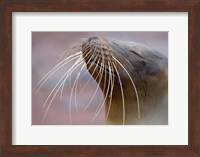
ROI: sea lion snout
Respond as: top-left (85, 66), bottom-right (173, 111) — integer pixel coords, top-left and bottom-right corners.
top-left (87, 37), bottom-right (113, 56)
top-left (82, 37), bottom-right (114, 69)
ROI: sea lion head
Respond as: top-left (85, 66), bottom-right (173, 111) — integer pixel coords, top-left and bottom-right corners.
top-left (81, 37), bottom-right (168, 124)
top-left (82, 37), bottom-right (167, 93)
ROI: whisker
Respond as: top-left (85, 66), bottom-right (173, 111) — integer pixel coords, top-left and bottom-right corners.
top-left (41, 59), bottom-right (84, 123)
top-left (77, 57), bottom-right (100, 95)
top-left (82, 62), bottom-right (104, 112)
top-left (60, 46), bottom-right (93, 100)
top-left (69, 62), bottom-right (85, 122)
top-left (68, 44), bottom-right (90, 88)
top-left (105, 61), bottom-right (115, 123)
top-left (112, 61), bottom-right (125, 125)
top-left (113, 56), bottom-right (140, 118)
top-left (42, 57), bottom-right (84, 108)
top-left (111, 45), bottom-right (135, 72)
top-left (92, 63), bottom-right (112, 121)
top-left (35, 52), bottom-right (82, 94)
top-left (75, 57), bottom-right (100, 112)
top-left (94, 53), bottom-right (107, 115)
top-left (70, 51), bottom-right (98, 112)
top-left (58, 40), bottom-right (86, 60)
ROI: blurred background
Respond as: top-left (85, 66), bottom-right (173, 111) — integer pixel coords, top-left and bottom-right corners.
top-left (32, 32), bottom-right (168, 125)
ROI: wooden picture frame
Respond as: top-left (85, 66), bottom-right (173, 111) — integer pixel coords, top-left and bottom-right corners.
top-left (0, 0), bottom-right (199, 156)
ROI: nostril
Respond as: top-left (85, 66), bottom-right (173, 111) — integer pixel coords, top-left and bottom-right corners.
top-left (89, 37), bottom-right (98, 42)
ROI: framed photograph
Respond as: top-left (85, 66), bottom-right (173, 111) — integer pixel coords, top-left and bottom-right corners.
top-left (1, 0), bottom-right (199, 156)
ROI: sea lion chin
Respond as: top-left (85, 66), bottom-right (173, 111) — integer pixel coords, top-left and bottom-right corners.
top-left (82, 37), bottom-right (168, 125)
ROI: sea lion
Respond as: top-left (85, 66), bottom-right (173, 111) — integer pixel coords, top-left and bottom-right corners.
top-left (35, 36), bottom-right (168, 125)
top-left (81, 37), bottom-right (168, 125)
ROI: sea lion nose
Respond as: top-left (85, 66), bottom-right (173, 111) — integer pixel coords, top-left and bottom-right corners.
top-left (89, 37), bottom-right (98, 42)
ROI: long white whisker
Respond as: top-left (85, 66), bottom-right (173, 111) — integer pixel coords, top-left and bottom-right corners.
top-left (42, 57), bottom-right (84, 108)
top-left (41, 59), bottom-right (84, 123)
top-left (94, 54), bottom-right (107, 115)
top-left (35, 52), bottom-right (82, 93)
top-left (113, 56), bottom-right (140, 118)
top-left (112, 45), bottom-right (135, 71)
top-left (92, 63), bottom-right (112, 121)
top-left (69, 62), bottom-right (85, 122)
top-left (70, 52), bottom-right (97, 112)
top-left (105, 61), bottom-right (114, 123)
top-left (78, 57), bottom-right (100, 95)
top-left (58, 40), bottom-right (86, 60)
top-left (75, 56), bottom-right (99, 111)
top-left (60, 46), bottom-right (93, 100)
top-left (82, 62), bottom-right (104, 112)
top-left (68, 45), bottom-right (90, 88)
top-left (112, 61), bottom-right (125, 125)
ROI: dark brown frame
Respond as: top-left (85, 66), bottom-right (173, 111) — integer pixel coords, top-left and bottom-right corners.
top-left (0, 0), bottom-right (200, 157)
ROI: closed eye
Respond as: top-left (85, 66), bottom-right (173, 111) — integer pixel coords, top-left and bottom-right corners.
top-left (129, 50), bottom-right (145, 59)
